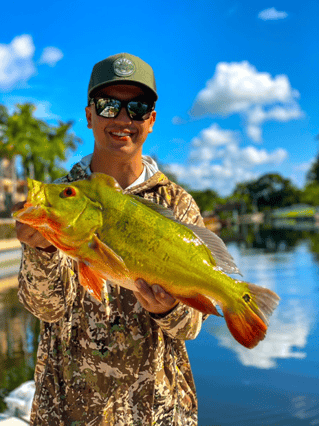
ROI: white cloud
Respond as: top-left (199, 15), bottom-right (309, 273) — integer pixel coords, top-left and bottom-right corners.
top-left (33, 101), bottom-right (61, 120)
top-left (294, 159), bottom-right (315, 173)
top-left (189, 124), bottom-right (238, 164)
top-left (190, 61), bottom-right (303, 142)
top-left (0, 35), bottom-right (36, 91)
top-left (246, 124), bottom-right (262, 142)
top-left (190, 61), bottom-right (296, 116)
top-left (4, 96), bottom-right (61, 121)
top-left (258, 7), bottom-right (288, 21)
top-left (247, 104), bottom-right (304, 125)
top-left (166, 122), bottom-right (288, 194)
top-left (246, 104), bottom-right (304, 142)
top-left (192, 123), bottom-right (238, 147)
top-left (39, 47), bottom-right (63, 67)
top-left (172, 116), bottom-right (187, 125)
top-left (0, 35), bottom-right (63, 91)
top-left (11, 34), bottom-right (35, 58)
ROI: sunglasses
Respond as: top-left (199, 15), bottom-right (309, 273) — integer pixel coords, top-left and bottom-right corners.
top-left (89, 97), bottom-right (155, 121)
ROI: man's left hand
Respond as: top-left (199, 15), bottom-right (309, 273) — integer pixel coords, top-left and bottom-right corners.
top-left (134, 279), bottom-right (179, 315)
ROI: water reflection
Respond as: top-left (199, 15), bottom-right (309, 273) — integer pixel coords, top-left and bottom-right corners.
top-left (290, 395), bottom-right (319, 425)
top-left (221, 225), bottom-right (308, 253)
top-left (0, 287), bottom-right (39, 412)
top-left (205, 295), bottom-right (313, 369)
top-left (205, 227), bottom-right (319, 370)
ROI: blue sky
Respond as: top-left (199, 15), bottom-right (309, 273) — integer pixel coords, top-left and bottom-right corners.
top-left (0, 0), bottom-right (318, 195)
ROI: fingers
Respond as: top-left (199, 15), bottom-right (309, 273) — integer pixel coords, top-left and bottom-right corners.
top-left (15, 221), bottom-right (54, 250)
top-left (11, 200), bottom-right (27, 213)
top-left (134, 279), bottom-right (178, 315)
top-left (12, 200), bottom-right (55, 251)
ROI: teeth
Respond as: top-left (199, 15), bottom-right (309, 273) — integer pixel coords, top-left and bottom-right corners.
top-left (112, 132), bottom-right (130, 137)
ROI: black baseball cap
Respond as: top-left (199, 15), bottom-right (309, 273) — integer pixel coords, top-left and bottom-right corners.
top-left (88, 53), bottom-right (158, 103)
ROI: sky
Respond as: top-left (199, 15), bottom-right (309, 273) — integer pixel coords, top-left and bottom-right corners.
top-left (0, 0), bottom-right (318, 195)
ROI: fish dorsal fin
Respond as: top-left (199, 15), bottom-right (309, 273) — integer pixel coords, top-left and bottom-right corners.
top-left (183, 223), bottom-right (241, 276)
top-left (128, 194), bottom-right (176, 218)
top-left (89, 173), bottom-right (122, 192)
top-left (128, 195), bottom-right (241, 276)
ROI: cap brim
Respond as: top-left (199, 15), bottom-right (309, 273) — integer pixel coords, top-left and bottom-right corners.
top-left (89, 80), bottom-right (158, 102)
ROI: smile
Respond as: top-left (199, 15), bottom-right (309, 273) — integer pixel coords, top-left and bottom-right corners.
top-left (110, 131), bottom-right (132, 137)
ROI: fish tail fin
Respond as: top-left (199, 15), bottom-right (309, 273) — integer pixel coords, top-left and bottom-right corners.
top-left (223, 283), bottom-right (280, 349)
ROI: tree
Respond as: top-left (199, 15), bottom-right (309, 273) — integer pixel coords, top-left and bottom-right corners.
top-left (306, 155), bottom-right (319, 185)
top-left (0, 103), bottom-right (82, 182)
top-left (250, 173), bottom-right (300, 210)
top-left (189, 189), bottom-right (221, 213)
top-left (228, 182), bottom-right (253, 212)
top-left (229, 173), bottom-right (300, 212)
top-left (300, 182), bottom-right (319, 206)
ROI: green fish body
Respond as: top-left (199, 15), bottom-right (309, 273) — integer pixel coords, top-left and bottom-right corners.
top-left (14, 173), bottom-right (280, 348)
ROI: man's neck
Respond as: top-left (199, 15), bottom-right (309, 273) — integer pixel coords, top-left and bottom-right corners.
top-left (90, 152), bottom-right (144, 189)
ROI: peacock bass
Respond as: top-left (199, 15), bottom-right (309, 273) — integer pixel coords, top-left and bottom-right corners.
top-left (13, 173), bottom-right (280, 349)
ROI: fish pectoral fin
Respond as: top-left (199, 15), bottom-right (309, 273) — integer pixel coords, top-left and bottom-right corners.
top-left (177, 293), bottom-right (222, 316)
top-left (89, 235), bottom-right (129, 279)
top-left (78, 261), bottom-right (105, 302)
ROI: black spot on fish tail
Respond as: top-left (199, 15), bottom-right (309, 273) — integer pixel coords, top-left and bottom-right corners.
top-left (243, 293), bottom-right (251, 303)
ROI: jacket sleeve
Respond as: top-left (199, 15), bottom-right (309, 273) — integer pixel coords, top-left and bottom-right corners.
top-left (151, 186), bottom-right (209, 340)
top-left (18, 244), bottom-right (78, 322)
top-left (151, 303), bottom-right (204, 340)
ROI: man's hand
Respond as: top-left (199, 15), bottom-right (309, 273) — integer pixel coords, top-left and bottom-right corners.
top-left (12, 201), bottom-right (56, 252)
top-left (134, 279), bottom-right (179, 315)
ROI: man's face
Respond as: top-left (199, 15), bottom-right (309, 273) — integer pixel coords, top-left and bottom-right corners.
top-left (85, 84), bottom-right (156, 160)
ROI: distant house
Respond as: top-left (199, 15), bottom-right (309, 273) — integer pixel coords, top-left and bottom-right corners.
top-left (271, 204), bottom-right (319, 230)
top-left (0, 157), bottom-right (27, 216)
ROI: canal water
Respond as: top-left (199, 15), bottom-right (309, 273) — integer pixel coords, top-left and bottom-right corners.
top-left (1, 228), bottom-right (319, 425)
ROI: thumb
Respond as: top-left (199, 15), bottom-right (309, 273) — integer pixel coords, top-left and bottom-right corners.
top-left (11, 200), bottom-right (27, 213)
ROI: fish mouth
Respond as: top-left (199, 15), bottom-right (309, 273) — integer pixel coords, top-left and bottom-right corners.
top-left (13, 202), bottom-right (48, 227)
top-left (13, 203), bottom-right (38, 219)
top-left (12, 178), bottom-right (52, 225)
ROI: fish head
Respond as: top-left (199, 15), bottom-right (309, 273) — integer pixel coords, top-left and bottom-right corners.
top-left (13, 178), bottom-right (103, 250)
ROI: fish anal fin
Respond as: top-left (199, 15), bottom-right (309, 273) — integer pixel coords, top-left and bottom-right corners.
top-left (78, 261), bottom-right (104, 302)
top-left (89, 235), bottom-right (129, 280)
top-left (177, 294), bottom-right (222, 316)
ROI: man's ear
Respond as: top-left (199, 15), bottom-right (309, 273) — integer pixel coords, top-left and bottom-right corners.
top-left (85, 106), bottom-right (92, 129)
top-left (148, 110), bottom-right (156, 134)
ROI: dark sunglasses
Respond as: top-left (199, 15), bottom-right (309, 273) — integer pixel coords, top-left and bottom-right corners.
top-left (89, 97), bottom-right (155, 121)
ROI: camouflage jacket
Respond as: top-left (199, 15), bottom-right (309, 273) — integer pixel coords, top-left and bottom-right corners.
top-left (18, 161), bottom-right (206, 426)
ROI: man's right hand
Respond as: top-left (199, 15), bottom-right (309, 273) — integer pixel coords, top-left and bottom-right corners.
top-left (12, 201), bottom-right (56, 252)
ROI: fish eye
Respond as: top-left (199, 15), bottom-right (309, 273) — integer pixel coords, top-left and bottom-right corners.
top-left (62, 187), bottom-right (76, 198)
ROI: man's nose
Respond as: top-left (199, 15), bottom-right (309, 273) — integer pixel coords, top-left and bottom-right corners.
top-left (113, 106), bottom-right (132, 123)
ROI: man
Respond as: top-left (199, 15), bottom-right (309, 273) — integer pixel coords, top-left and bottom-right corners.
top-left (15, 53), bottom-right (206, 426)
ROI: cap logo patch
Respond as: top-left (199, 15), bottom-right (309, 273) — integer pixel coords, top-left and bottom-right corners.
top-left (113, 57), bottom-right (135, 77)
